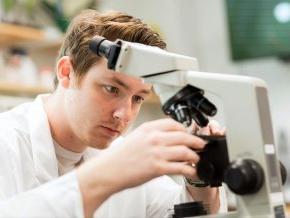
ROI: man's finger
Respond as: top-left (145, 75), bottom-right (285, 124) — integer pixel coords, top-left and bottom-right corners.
top-left (187, 120), bottom-right (199, 134)
top-left (156, 131), bottom-right (206, 150)
top-left (197, 126), bottom-right (210, 135)
top-left (209, 120), bottom-right (225, 136)
top-left (143, 118), bottom-right (187, 132)
top-left (164, 162), bottom-right (197, 179)
top-left (161, 146), bottom-right (200, 163)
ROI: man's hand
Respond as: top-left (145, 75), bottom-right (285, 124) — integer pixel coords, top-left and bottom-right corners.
top-left (186, 119), bottom-right (226, 214)
top-left (76, 118), bottom-right (207, 217)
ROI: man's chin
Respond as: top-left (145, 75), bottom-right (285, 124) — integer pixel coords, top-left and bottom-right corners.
top-left (92, 144), bottom-right (109, 149)
top-left (89, 138), bottom-right (114, 150)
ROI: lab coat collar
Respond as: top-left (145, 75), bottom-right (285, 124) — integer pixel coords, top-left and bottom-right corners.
top-left (28, 94), bottom-right (59, 183)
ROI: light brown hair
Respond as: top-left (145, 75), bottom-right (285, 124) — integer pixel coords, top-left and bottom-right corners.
top-left (55, 9), bottom-right (166, 87)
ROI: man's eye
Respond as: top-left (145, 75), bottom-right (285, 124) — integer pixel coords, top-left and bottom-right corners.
top-left (104, 85), bottom-right (119, 94)
top-left (133, 95), bottom-right (144, 104)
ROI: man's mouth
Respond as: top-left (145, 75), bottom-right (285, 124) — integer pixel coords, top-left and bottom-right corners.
top-left (100, 126), bottom-right (121, 137)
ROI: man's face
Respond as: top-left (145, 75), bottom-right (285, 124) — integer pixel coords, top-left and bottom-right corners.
top-left (64, 58), bottom-right (151, 149)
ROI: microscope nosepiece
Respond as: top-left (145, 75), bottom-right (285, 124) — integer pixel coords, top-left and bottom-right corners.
top-left (170, 103), bottom-right (192, 127)
top-left (191, 94), bottom-right (217, 117)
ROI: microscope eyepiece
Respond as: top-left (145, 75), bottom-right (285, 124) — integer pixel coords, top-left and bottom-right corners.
top-left (89, 36), bottom-right (121, 69)
top-left (89, 36), bottom-right (111, 58)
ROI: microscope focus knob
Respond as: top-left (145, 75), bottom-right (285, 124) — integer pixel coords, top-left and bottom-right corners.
top-left (224, 159), bottom-right (264, 195)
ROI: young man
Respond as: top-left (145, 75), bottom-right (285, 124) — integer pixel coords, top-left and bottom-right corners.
top-left (0, 10), bottom-right (226, 217)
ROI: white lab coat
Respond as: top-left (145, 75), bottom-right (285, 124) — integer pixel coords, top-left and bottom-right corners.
top-left (0, 95), bottom-right (227, 218)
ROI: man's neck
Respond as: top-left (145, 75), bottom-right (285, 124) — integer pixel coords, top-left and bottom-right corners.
top-left (43, 92), bottom-right (87, 153)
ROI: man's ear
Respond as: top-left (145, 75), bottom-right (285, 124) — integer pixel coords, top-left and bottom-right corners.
top-left (56, 56), bottom-right (74, 88)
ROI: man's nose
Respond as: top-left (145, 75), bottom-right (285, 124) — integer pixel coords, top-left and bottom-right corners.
top-left (113, 101), bottom-right (132, 123)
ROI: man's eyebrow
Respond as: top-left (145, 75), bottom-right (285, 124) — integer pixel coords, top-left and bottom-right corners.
top-left (111, 77), bottom-right (151, 95)
top-left (111, 77), bottom-right (129, 90)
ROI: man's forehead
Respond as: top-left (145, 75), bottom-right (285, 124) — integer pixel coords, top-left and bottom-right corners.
top-left (90, 61), bottom-right (151, 91)
top-left (95, 59), bottom-right (148, 84)
top-left (106, 73), bottom-right (152, 92)
top-left (110, 73), bottom-right (149, 85)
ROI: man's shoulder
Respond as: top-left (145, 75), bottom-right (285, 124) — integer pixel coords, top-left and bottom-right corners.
top-left (0, 124), bottom-right (31, 149)
top-left (0, 102), bottom-right (32, 150)
top-left (0, 126), bottom-right (31, 172)
top-left (0, 102), bottom-right (31, 131)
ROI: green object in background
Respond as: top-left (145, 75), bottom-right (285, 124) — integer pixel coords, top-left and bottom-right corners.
top-left (3, 0), bottom-right (16, 11)
top-left (41, 0), bottom-right (97, 33)
top-left (226, 0), bottom-right (290, 61)
top-left (3, 0), bottom-right (37, 14)
top-left (2, 0), bottom-right (97, 32)
top-left (24, 0), bottom-right (38, 15)
top-left (41, 0), bottom-right (69, 32)
top-left (2, 0), bottom-right (39, 20)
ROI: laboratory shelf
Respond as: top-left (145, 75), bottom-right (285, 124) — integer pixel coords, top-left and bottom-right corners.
top-left (0, 22), bottom-right (62, 49)
top-left (0, 81), bottom-right (52, 97)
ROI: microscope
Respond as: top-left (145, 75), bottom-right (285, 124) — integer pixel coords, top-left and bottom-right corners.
top-left (89, 37), bottom-right (287, 218)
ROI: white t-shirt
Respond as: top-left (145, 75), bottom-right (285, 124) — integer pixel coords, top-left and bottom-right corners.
top-left (53, 140), bottom-right (84, 176)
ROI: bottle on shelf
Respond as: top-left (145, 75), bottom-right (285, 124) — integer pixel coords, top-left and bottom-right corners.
top-left (4, 47), bottom-right (38, 86)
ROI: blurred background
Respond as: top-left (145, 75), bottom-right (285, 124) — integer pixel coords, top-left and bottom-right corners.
top-left (1, 0), bottom-right (290, 211)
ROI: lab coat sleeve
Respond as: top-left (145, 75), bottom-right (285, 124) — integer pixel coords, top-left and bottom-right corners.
top-left (0, 171), bottom-right (84, 218)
